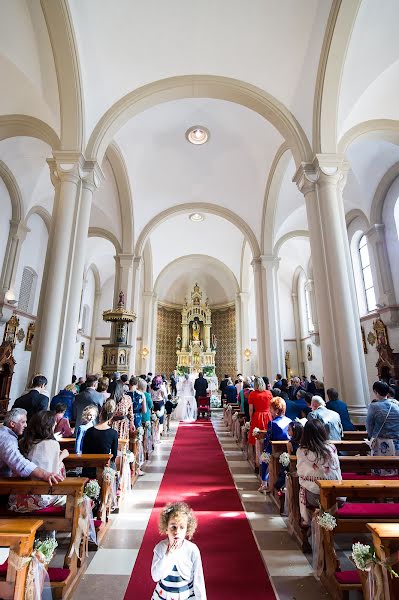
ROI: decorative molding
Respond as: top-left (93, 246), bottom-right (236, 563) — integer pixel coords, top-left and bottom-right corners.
top-left (0, 114), bottom-right (60, 149)
top-left (0, 160), bottom-right (23, 222)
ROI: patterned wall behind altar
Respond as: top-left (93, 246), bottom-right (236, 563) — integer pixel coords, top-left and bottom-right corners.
top-left (155, 305), bottom-right (181, 377)
top-left (212, 305), bottom-right (237, 382)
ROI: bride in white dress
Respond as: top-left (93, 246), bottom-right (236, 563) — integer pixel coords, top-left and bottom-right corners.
top-left (175, 373), bottom-right (197, 422)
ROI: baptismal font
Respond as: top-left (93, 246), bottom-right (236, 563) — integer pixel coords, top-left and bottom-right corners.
top-left (176, 283), bottom-right (216, 375)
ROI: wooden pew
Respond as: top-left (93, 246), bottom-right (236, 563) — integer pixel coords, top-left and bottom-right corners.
top-left (342, 430), bottom-right (368, 441)
top-left (64, 454), bottom-right (112, 544)
top-left (0, 518), bottom-right (43, 600)
top-left (285, 456), bottom-right (399, 553)
top-left (366, 523), bottom-right (399, 600)
top-left (0, 478), bottom-right (87, 599)
top-left (314, 482), bottom-right (399, 599)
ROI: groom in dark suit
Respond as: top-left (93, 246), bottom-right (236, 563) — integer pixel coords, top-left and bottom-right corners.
top-left (194, 372), bottom-right (208, 407)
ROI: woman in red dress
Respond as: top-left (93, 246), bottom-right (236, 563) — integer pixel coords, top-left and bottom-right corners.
top-left (248, 376), bottom-right (272, 445)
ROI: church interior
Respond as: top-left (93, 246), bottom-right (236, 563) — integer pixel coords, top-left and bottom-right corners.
top-left (1, 1), bottom-right (399, 599)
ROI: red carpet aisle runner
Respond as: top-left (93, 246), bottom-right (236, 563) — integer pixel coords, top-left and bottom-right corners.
top-left (124, 421), bottom-right (276, 599)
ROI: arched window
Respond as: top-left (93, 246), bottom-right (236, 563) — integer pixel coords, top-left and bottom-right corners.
top-left (358, 235), bottom-right (376, 312)
top-left (394, 197), bottom-right (399, 239)
top-left (304, 285), bottom-right (314, 333)
top-left (18, 267), bottom-right (37, 313)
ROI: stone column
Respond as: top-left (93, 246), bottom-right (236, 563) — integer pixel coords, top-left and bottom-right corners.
top-left (128, 256), bottom-right (142, 374)
top-left (0, 220), bottom-right (29, 308)
top-left (251, 257), bottom-right (266, 375)
top-left (88, 289), bottom-right (101, 373)
top-left (294, 155), bottom-right (369, 419)
top-left (261, 254), bottom-right (284, 378)
top-left (57, 161), bottom-right (103, 390)
top-left (366, 224), bottom-right (396, 309)
top-left (150, 293), bottom-right (158, 374)
top-left (140, 291), bottom-right (155, 373)
top-left (239, 291), bottom-right (250, 376)
top-left (235, 293), bottom-right (242, 374)
top-left (291, 291), bottom-right (303, 375)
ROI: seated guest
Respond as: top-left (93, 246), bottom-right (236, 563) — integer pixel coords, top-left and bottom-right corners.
top-left (73, 374), bottom-right (104, 430)
top-left (54, 403), bottom-right (74, 437)
top-left (97, 377), bottom-right (110, 402)
top-left (112, 380), bottom-right (135, 439)
top-left (297, 419), bottom-right (342, 525)
top-left (314, 379), bottom-right (325, 400)
top-left (13, 375), bottom-right (49, 421)
top-left (288, 376), bottom-right (304, 400)
top-left (9, 410), bottom-right (68, 512)
top-left (326, 388), bottom-right (355, 431)
top-left (0, 408), bottom-right (64, 484)
top-left (82, 400), bottom-right (118, 478)
top-left (75, 405), bottom-right (98, 454)
top-left (367, 381), bottom-right (399, 458)
top-left (274, 421), bottom-right (304, 492)
top-left (279, 379), bottom-right (290, 400)
top-left (50, 384), bottom-right (76, 421)
top-left (307, 374), bottom-right (318, 396)
top-left (283, 391), bottom-right (302, 421)
top-left (225, 378), bottom-right (238, 403)
top-left (308, 396), bottom-right (343, 440)
top-left (295, 390), bottom-right (309, 414)
top-left (389, 377), bottom-right (399, 401)
top-left (259, 397), bottom-right (291, 491)
top-left (239, 377), bottom-right (253, 421)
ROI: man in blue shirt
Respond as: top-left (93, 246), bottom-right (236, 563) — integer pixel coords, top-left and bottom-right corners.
top-left (308, 396), bottom-right (343, 440)
top-left (326, 388), bottom-right (355, 431)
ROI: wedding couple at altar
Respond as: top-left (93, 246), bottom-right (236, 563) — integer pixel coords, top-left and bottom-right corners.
top-left (175, 373), bottom-right (198, 422)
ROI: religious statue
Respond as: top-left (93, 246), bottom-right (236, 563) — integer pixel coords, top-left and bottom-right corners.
top-left (192, 320), bottom-right (200, 341)
top-left (118, 290), bottom-right (125, 307)
top-left (176, 334), bottom-right (182, 350)
top-left (211, 333), bottom-right (217, 351)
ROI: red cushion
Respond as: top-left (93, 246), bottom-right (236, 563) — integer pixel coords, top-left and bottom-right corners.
top-left (338, 503), bottom-right (399, 518)
top-left (334, 570), bottom-right (360, 585)
top-left (29, 506), bottom-right (65, 516)
top-left (342, 473), bottom-right (399, 480)
top-left (0, 560), bottom-right (7, 574)
top-left (48, 568), bottom-right (70, 582)
top-left (93, 519), bottom-right (102, 528)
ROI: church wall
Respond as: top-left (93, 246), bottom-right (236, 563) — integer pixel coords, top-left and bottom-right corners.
top-left (92, 278), bottom-right (113, 375)
top-left (211, 305), bottom-right (237, 382)
top-left (155, 304), bottom-right (181, 377)
top-left (383, 177), bottom-right (399, 302)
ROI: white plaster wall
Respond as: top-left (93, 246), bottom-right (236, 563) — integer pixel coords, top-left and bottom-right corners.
top-left (0, 180), bottom-right (12, 272)
top-left (279, 279), bottom-right (295, 339)
top-left (283, 340), bottom-right (298, 377)
top-left (90, 157), bottom-right (122, 242)
top-left (92, 277), bottom-right (114, 373)
top-left (383, 176), bottom-right (399, 302)
top-left (13, 213), bottom-right (48, 315)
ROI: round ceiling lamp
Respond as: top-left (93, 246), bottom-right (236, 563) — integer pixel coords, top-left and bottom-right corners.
top-left (189, 213), bottom-right (205, 222)
top-left (186, 126), bottom-right (209, 145)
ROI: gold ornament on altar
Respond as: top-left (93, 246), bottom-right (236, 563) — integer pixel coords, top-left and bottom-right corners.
top-left (367, 331), bottom-right (376, 346)
top-left (16, 328), bottom-right (25, 343)
top-left (243, 348), bottom-right (252, 361)
top-left (3, 314), bottom-right (19, 346)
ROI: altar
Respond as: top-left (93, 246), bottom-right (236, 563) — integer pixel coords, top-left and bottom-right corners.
top-left (176, 283), bottom-right (217, 376)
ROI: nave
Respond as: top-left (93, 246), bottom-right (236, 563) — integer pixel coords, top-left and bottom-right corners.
top-left (71, 412), bottom-right (328, 600)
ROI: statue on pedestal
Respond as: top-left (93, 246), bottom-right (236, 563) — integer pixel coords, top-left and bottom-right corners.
top-left (176, 334), bottom-right (182, 350)
top-left (192, 320), bottom-right (200, 341)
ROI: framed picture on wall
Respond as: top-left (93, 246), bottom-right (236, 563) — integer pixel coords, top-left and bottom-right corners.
top-left (307, 344), bottom-right (312, 361)
top-left (79, 342), bottom-right (85, 359)
top-left (25, 322), bottom-right (35, 351)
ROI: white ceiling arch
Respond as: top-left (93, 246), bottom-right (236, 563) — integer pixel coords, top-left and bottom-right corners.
top-left (0, 159), bottom-right (22, 222)
top-left (338, 119), bottom-right (399, 154)
top-left (135, 202), bottom-right (260, 260)
top-left (86, 75), bottom-right (312, 167)
top-left (154, 254), bottom-right (239, 306)
top-left (0, 114), bottom-right (60, 150)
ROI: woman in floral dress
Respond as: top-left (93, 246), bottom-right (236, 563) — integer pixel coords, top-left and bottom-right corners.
top-left (111, 380), bottom-right (135, 440)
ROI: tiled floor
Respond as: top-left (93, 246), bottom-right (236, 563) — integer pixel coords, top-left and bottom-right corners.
top-left (71, 413), bottom-right (331, 599)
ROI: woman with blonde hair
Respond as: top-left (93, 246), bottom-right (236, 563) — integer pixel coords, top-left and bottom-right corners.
top-left (248, 376), bottom-right (272, 445)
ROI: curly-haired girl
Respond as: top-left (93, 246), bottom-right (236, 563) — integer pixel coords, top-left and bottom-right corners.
top-left (151, 502), bottom-right (206, 599)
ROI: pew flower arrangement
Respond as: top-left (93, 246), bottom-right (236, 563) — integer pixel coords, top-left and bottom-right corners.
top-left (316, 505), bottom-right (337, 531)
top-left (33, 538), bottom-right (58, 564)
top-left (260, 451), bottom-right (271, 464)
top-left (84, 479), bottom-right (101, 500)
top-left (103, 466), bottom-right (116, 484)
top-left (352, 542), bottom-right (399, 577)
top-left (151, 413), bottom-right (158, 422)
top-left (252, 427), bottom-right (260, 437)
top-left (244, 422), bottom-right (251, 432)
top-left (9, 537), bottom-right (58, 600)
top-left (136, 426), bottom-right (144, 442)
top-left (232, 412), bottom-right (239, 421)
top-left (279, 452), bottom-right (291, 467)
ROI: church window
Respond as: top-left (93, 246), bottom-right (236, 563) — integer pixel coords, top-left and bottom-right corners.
top-left (304, 285), bottom-right (314, 333)
top-left (18, 267), bottom-right (37, 313)
top-left (394, 197), bottom-right (399, 239)
top-left (358, 235), bottom-right (376, 312)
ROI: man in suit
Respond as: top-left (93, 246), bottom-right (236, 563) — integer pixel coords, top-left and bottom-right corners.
top-left (170, 370), bottom-right (178, 397)
top-left (194, 372), bottom-right (208, 406)
top-left (73, 374), bottom-right (104, 430)
top-left (219, 375), bottom-right (229, 402)
top-left (326, 388), bottom-right (355, 431)
top-left (308, 395), bottom-right (343, 440)
top-left (13, 375), bottom-right (49, 421)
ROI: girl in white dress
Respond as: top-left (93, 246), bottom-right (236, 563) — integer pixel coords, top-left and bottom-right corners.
top-left (151, 502), bottom-right (206, 600)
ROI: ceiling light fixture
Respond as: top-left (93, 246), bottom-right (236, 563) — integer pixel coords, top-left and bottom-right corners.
top-left (186, 126), bottom-right (209, 145)
top-left (189, 213), bottom-right (205, 222)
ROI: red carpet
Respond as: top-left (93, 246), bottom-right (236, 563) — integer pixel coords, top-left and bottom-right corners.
top-left (123, 421), bottom-right (276, 599)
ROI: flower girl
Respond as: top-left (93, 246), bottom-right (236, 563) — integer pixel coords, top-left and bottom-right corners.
top-left (151, 502), bottom-right (207, 599)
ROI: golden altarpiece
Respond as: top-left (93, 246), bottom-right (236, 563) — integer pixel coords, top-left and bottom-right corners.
top-left (176, 283), bottom-right (216, 374)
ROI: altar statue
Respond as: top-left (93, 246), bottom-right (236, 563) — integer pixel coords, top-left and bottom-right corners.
top-left (192, 320), bottom-right (200, 341)
top-left (176, 334), bottom-right (182, 350)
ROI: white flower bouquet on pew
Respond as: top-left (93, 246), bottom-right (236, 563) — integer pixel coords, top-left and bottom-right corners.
top-left (352, 542), bottom-right (399, 577)
top-left (279, 452), bottom-right (291, 467)
top-left (260, 451), bottom-right (271, 464)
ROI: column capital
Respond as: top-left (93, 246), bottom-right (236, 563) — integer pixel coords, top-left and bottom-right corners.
top-left (293, 154), bottom-right (349, 195)
top-left (133, 255), bottom-right (143, 269)
top-left (251, 257), bottom-right (262, 271)
top-left (260, 254), bottom-right (280, 270)
top-left (47, 152), bottom-right (104, 190)
top-left (9, 219), bottom-right (30, 241)
top-left (114, 253), bottom-right (134, 268)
